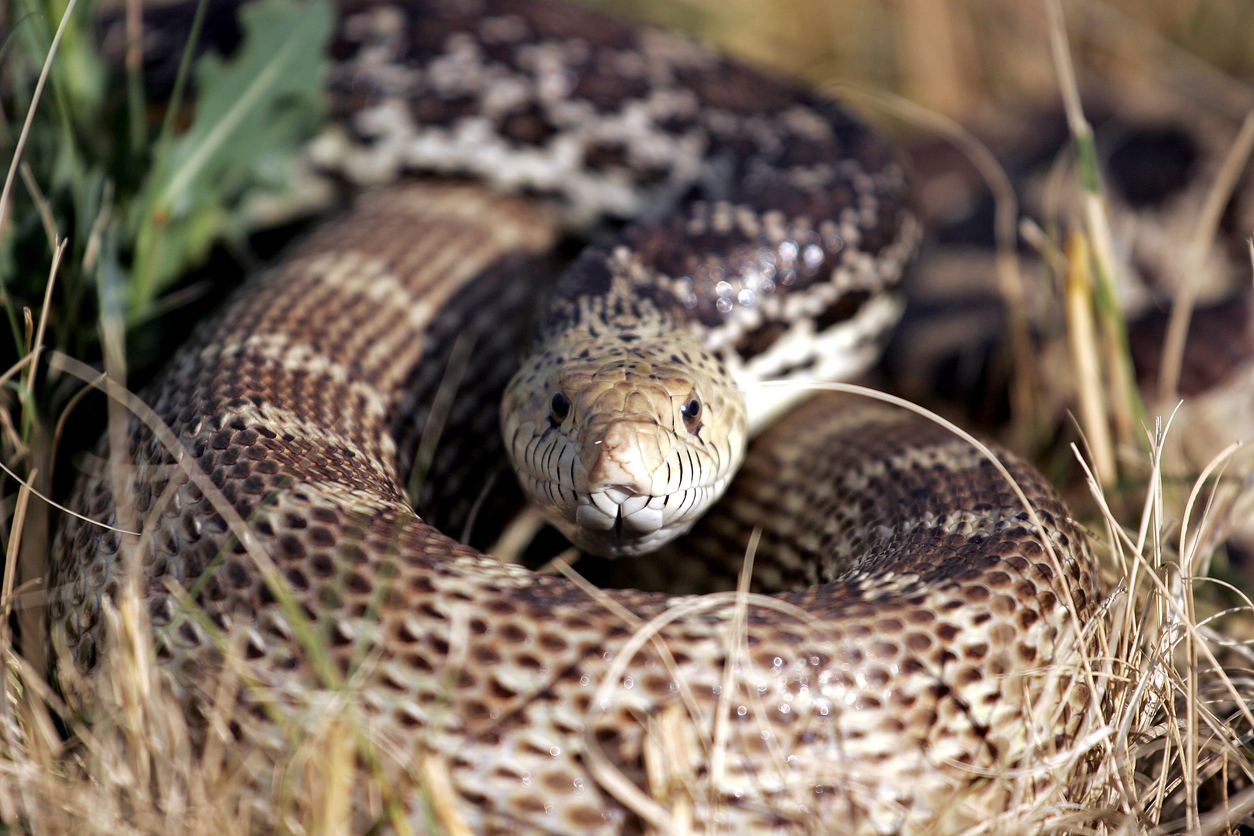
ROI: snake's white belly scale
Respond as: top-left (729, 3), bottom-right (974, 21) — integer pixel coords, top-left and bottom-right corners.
top-left (51, 1), bottom-right (1100, 833)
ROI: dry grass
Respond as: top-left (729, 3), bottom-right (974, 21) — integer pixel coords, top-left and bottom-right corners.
top-left (2, 0), bottom-right (1254, 834)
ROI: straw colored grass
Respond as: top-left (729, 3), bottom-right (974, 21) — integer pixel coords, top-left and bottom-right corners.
top-left (3, 0), bottom-right (1253, 834)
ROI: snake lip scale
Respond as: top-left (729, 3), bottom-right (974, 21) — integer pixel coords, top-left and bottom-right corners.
top-left (52, 0), bottom-right (1100, 833)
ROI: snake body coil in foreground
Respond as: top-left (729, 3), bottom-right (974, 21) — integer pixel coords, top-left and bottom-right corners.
top-left (51, 1), bottom-right (1101, 833)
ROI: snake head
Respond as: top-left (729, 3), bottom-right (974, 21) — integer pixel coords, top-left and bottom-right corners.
top-left (502, 325), bottom-right (747, 557)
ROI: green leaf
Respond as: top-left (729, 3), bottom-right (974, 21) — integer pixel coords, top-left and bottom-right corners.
top-left (127, 0), bottom-right (333, 313)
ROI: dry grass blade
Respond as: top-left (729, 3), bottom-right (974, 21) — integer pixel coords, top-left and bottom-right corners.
top-left (1, 474), bottom-right (36, 772)
top-left (0, 245), bottom-right (137, 538)
top-left (1197, 783), bottom-right (1254, 836)
top-left (642, 702), bottom-right (695, 836)
top-left (830, 83), bottom-right (1037, 442)
top-left (489, 505), bottom-right (548, 565)
top-left (580, 594), bottom-right (706, 833)
top-left (0, 455), bottom-right (141, 537)
top-left (1178, 441), bottom-right (1245, 578)
top-left (709, 528), bottom-right (757, 790)
top-left (1044, 0), bottom-right (1145, 468)
top-left (1063, 232), bottom-right (1116, 485)
top-left (408, 329), bottom-right (477, 505)
top-left (17, 163), bottom-right (57, 248)
top-left (1044, 0), bottom-right (1118, 302)
top-left (419, 755), bottom-right (472, 836)
top-left (554, 559), bottom-right (827, 832)
top-left (1158, 109), bottom-right (1254, 403)
top-left (551, 555), bottom-right (740, 813)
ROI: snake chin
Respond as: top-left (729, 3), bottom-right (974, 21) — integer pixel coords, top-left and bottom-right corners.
top-left (517, 464), bottom-right (738, 558)
top-left (568, 478), bottom-right (733, 557)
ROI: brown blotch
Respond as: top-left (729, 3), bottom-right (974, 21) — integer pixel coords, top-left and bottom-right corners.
top-left (955, 666), bottom-right (983, 686)
top-left (538, 631), bottom-right (569, 652)
top-left (499, 623), bottom-right (528, 644)
top-left (906, 632), bottom-right (932, 653)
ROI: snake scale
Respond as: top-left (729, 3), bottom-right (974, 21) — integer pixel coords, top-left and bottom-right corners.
top-left (51, 0), bottom-right (1101, 833)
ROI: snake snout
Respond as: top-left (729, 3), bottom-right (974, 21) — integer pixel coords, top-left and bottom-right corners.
top-left (582, 417), bottom-right (665, 495)
top-left (577, 418), bottom-right (668, 538)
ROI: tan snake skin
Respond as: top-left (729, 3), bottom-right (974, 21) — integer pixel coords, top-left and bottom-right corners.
top-left (51, 1), bottom-right (1101, 833)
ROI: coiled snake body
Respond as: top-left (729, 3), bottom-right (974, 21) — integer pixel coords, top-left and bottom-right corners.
top-left (52, 1), bottom-right (1099, 833)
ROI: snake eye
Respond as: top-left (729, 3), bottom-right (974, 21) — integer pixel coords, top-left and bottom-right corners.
top-left (681, 395), bottom-right (702, 432)
top-left (550, 391), bottom-right (572, 426)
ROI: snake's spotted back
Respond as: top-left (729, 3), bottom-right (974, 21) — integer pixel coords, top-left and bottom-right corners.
top-left (323, 0), bottom-right (918, 423)
top-left (53, 1), bottom-right (1099, 833)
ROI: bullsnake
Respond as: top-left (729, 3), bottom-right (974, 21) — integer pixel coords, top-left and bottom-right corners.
top-left (50, 1), bottom-right (1101, 833)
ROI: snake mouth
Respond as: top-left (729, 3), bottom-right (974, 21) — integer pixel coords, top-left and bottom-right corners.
top-left (577, 485), bottom-right (668, 537)
top-left (515, 464), bottom-right (734, 557)
top-left (563, 479), bottom-right (729, 557)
